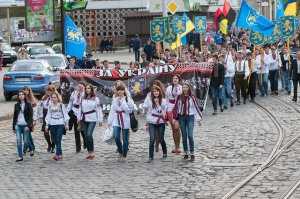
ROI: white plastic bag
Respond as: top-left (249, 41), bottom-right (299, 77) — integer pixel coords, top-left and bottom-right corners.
top-left (102, 127), bottom-right (114, 145)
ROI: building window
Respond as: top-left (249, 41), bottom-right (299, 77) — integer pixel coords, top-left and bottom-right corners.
top-left (86, 32), bottom-right (89, 37)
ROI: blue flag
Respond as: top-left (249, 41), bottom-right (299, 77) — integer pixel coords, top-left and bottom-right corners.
top-left (276, 0), bottom-right (285, 20)
top-left (236, 0), bottom-right (274, 36)
top-left (64, 15), bottom-right (86, 59)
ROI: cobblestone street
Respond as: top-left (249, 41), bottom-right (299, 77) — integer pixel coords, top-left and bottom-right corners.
top-left (0, 94), bottom-right (299, 199)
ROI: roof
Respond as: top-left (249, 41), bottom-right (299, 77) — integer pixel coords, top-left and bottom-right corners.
top-left (124, 11), bottom-right (162, 18)
top-left (86, 0), bottom-right (147, 10)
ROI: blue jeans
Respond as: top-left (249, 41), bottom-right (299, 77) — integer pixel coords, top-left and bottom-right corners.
top-left (15, 125), bottom-right (32, 158)
top-left (224, 77), bottom-right (233, 107)
top-left (23, 132), bottom-right (35, 153)
top-left (179, 115), bottom-right (195, 154)
top-left (49, 125), bottom-right (64, 156)
top-left (113, 127), bottom-right (129, 157)
top-left (83, 122), bottom-right (96, 153)
top-left (258, 73), bottom-right (269, 96)
top-left (148, 123), bottom-right (167, 159)
top-left (282, 70), bottom-right (291, 92)
top-left (211, 86), bottom-right (224, 111)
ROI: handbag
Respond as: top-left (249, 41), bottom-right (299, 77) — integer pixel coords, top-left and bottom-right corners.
top-left (102, 127), bottom-right (114, 145)
top-left (130, 112), bottom-right (138, 132)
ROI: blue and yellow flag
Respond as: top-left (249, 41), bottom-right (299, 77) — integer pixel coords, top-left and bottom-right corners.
top-left (64, 15), bottom-right (86, 59)
top-left (172, 15), bottom-right (187, 34)
top-left (236, 0), bottom-right (274, 36)
top-left (283, 0), bottom-right (297, 16)
top-left (249, 31), bottom-right (266, 46)
top-left (150, 19), bottom-right (165, 42)
top-left (280, 16), bottom-right (295, 39)
top-left (194, 16), bottom-right (206, 33)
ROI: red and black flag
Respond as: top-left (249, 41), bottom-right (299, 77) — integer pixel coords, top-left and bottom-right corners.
top-left (214, 0), bottom-right (236, 35)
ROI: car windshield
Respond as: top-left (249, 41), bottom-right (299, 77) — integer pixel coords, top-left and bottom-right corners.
top-left (40, 56), bottom-right (64, 67)
top-left (30, 47), bottom-right (52, 55)
top-left (11, 62), bottom-right (45, 71)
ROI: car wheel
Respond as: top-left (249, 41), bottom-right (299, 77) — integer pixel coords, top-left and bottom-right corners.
top-left (4, 93), bottom-right (12, 101)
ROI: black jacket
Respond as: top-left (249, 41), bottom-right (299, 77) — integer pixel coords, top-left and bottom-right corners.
top-left (290, 59), bottom-right (300, 80)
top-left (211, 63), bottom-right (225, 87)
top-left (280, 53), bottom-right (293, 71)
top-left (12, 101), bottom-right (33, 131)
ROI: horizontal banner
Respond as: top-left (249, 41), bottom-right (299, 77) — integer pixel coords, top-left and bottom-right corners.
top-left (60, 62), bottom-right (213, 112)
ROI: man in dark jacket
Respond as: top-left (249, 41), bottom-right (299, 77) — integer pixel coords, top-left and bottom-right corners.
top-left (210, 54), bottom-right (225, 115)
top-left (143, 40), bottom-right (155, 62)
top-left (280, 47), bottom-right (293, 94)
top-left (133, 34), bottom-right (141, 62)
top-left (291, 51), bottom-right (300, 102)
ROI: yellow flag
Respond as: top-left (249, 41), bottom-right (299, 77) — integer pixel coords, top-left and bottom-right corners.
top-left (170, 19), bottom-right (195, 50)
top-left (219, 18), bottom-right (228, 35)
top-left (284, 2), bottom-right (297, 16)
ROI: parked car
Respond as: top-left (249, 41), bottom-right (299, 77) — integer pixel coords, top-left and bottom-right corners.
top-left (0, 42), bottom-right (17, 66)
top-left (24, 43), bottom-right (46, 51)
top-left (33, 54), bottom-right (68, 71)
top-left (28, 46), bottom-right (55, 58)
top-left (52, 43), bottom-right (62, 54)
top-left (3, 59), bottom-right (59, 101)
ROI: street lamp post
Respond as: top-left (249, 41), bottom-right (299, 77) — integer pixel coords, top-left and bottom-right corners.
top-left (6, 7), bottom-right (10, 45)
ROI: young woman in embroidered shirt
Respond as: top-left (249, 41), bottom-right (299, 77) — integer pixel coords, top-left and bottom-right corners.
top-left (174, 82), bottom-right (202, 162)
top-left (143, 85), bottom-right (168, 163)
top-left (13, 90), bottom-right (34, 162)
top-left (108, 84), bottom-right (135, 160)
top-left (45, 92), bottom-right (69, 161)
top-left (67, 82), bottom-right (86, 153)
top-left (77, 84), bottom-right (103, 160)
top-left (22, 87), bottom-right (37, 155)
top-left (166, 75), bottom-right (182, 154)
top-left (39, 85), bottom-right (56, 153)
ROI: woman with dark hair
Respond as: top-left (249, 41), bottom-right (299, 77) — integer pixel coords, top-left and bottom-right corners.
top-left (143, 85), bottom-right (168, 163)
top-left (39, 85), bottom-right (56, 153)
top-left (165, 75), bottom-right (182, 154)
top-left (108, 84), bottom-right (135, 161)
top-left (173, 82), bottom-right (202, 162)
top-left (67, 82), bottom-right (86, 153)
top-left (22, 87), bottom-right (37, 154)
top-left (45, 91), bottom-right (69, 161)
top-left (12, 90), bottom-right (34, 162)
top-left (78, 84), bottom-right (103, 160)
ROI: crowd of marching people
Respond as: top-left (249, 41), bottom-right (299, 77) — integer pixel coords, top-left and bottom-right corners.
top-left (12, 76), bottom-right (203, 163)
top-left (12, 29), bottom-right (300, 163)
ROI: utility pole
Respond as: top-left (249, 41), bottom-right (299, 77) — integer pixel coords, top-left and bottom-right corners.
top-left (6, 7), bottom-right (11, 45)
top-left (60, 0), bottom-right (65, 54)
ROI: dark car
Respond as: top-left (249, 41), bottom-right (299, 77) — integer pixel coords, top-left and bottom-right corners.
top-left (0, 42), bottom-right (17, 66)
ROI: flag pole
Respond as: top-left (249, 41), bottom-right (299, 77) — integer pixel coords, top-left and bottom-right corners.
top-left (61, 0), bottom-right (65, 54)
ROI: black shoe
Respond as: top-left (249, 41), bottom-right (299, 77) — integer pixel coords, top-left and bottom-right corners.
top-left (76, 149), bottom-right (81, 153)
top-left (47, 146), bottom-right (51, 153)
top-left (190, 155), bottom-right (195, 162)
top-left (220, 107), bottom-right (224, 112)
top-left (183, 155), bottom-right (189, 160)
top-left (224, 106), bottom-right (228, 110)
top-left (51, 146), bottom-right (55, 153)
top-left (292, 98), bottom-right (297, 102)
top-left (162, 154), bottom-right (167, 160)
top-left (16, 158), bottom-right (23, 162)
top-left (212, 110), bottom-right (217, 115)
top-left (230, 101), bottom-right (234, 107)
top-left (30, 151), bottom-right (34, 157)
top-left (243, 99), bottom-right (246, 104)
top-left (146, 158), bottom-right (153, 163)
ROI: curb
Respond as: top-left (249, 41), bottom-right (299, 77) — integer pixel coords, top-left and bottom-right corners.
top-left (0, 113), bottom-right (13, 121)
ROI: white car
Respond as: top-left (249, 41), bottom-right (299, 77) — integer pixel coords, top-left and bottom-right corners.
top-left (33, 54), bottom-right (68, 71)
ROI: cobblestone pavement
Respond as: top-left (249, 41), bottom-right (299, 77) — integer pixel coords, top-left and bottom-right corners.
top-left (0, 94), bottom-right (299, 199)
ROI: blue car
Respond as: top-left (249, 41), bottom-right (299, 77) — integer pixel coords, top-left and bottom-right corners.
top-left (3, 59), bottom-right (60, 101)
